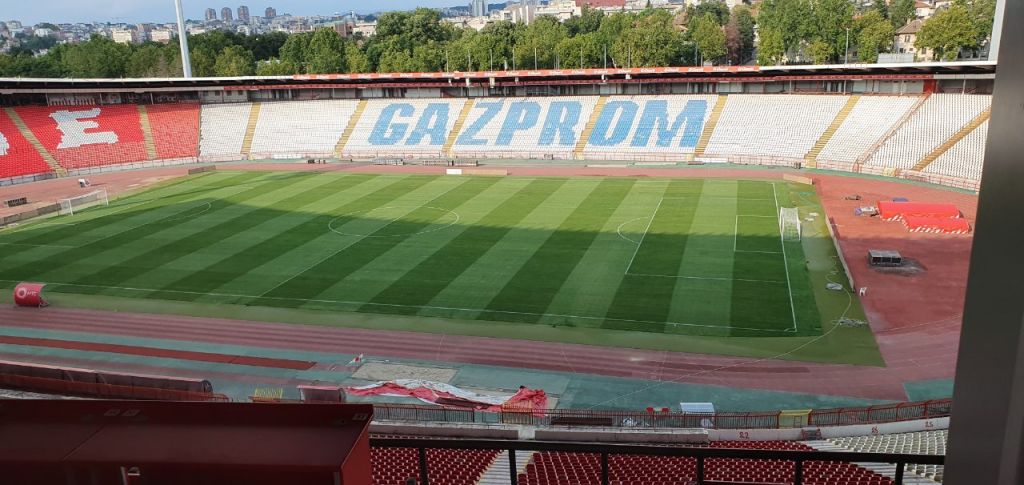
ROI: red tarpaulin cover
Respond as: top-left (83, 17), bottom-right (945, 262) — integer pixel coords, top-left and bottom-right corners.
top-left (903, 216), bottom-right (972, 234)
top-left (345, 380), bottom-right (547, 412)
top-left (877, 201), bottom-right (961, 221)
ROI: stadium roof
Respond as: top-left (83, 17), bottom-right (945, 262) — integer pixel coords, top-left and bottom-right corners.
top-left (0, 61), bottom-right (995, 92)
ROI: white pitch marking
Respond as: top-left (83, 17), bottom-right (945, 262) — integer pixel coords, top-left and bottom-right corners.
top-left (772, 182), bottom-right (799, 333)
top-left (623, 197), bottom-right (664, 275)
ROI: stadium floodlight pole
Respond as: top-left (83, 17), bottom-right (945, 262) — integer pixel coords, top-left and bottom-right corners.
top-left (845, 27), bottom-right (850, 64)
top-left (174, 0), bottom-right (193, 78)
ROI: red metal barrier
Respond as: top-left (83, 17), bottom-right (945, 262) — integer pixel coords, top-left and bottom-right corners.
top-left (0, 374), bottom-right (229, 402)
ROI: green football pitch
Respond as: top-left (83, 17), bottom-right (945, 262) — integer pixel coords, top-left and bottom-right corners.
top-left (0, 171), bottom-right (881, 363)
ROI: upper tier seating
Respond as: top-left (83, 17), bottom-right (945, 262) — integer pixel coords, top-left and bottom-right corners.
top-left (705, 95), bottom-right (849, 161)
top-left (146, 103), bottom-right (200, 160)
top-left (817, 96), bottom-right (921, 163)
top-left (828, 430), bottom-right (947, 483)
top-left (199, 103), bottom-right (252, 158)
top-left (0, 111), bottom-right (53, 178)
top-left (250, 100), bottom-right (359, 157)
top-left (582, 95), bottom-right (717, 160)
top-left (345, 99), bottom-right (469, 158)
top-left (924, 119), bottom-right (988, 182)
top-left (518, 441), bottom-right (894, 485)
top-left (14, 105), bottom-right (148, 169)
top-left (370, 447), bottom-right (499, 485)
top-left (866, 94), bottom-right (991, 170)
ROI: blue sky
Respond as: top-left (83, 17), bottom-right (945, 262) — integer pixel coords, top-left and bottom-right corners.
top-left (5, 1), bottom-right (458, 25)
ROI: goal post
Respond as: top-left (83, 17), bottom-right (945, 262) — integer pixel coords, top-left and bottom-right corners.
top-left (779, 207), bottom-right (801, 242)
top-left (59, 189), bottom-right (109, 216)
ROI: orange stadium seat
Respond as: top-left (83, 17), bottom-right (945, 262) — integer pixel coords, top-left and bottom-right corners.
top-left (147, 103), bottom-right (201, 160)
top-left (0, 111), bottom-right (53, 178)
top-left (14, 105), bottom-right (148, 170)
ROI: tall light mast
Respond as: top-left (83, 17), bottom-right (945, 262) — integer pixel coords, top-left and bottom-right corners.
top-left (174, 0), bottom-right (194, 78)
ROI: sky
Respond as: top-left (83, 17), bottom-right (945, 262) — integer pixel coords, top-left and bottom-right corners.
top-left (3, 0), bottom-right (459, 25)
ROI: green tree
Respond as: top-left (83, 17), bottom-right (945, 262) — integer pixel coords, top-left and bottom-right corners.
top-left (244, 31), bottom-right (288, 61)
top-left (344, 43), bottom-right (371, 73)
top-left (725, 15), bottom-right (743, 64)
top-left (125, 44), bottom-right (164, 77)
top-left (58, 35), bottom-right (131, 77)
top-left (255, 58), bottom-right (299, 75)
top-left (514, 16), bottom-right (569, 69)
top-left (855, 10), bottom-right (895, 63)
top-left (691, 13), bottom-right (727, 64)
top-left (758, 0), bottom-right (813, 57)
top-left (807, 39), bottom-right (833, 64)
top-left (732, 6), bottom-right (756, 61)
top-left (757, 29), bottom-right (786, 65)
top-left (686, 0), bottom-right (730, 26)
top-left (305, 28), bottom-right (345, 74)
top-left (278, 32), bottom-right (312, 72)
top-left (916, 4), bottom-right (979, 60)
top-left (889, 0), bottom-right (916, 28)
top-left (609, 9), bottom-right (682, 68)
top-left (810, 0), bottom-right (855, 63)
top-left (213, 45), bottom-right (255, 76)
top-left (555, 33), bottom-right (604, 69)
top-left (565, 6), bottom-right (604, 36)
top-left (959, 0), bottom-right (996, 46)
top-left (873, 0), bottom-right (889, 19)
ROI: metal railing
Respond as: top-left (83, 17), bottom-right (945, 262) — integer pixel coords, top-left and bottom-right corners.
top-left (371, 399), bottom-right (952, 430)
top-left (370, 437), bottom-right (945, 485)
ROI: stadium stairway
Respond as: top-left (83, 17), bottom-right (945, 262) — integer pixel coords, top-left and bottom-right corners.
top-left (240, 102), bottom-right (262, 157)
top-left (444, 99), bottom-right (477, 157)
top-left (855, 93), bottom-right (930, 166)
top-left (137, 105), bottom-right (158, 160)
top-left (911, 108), bottom-right (991, 172)
top-left (803, 440), bottom-right (940, 485)
top-left (477, 451), bottom-right (534, 485)
top-left (805, 95), bottom-right (861, 168)
top-left (693, 94), bottom-right (728, 157)
top-left (335, 99), bottom-right (367, 157)
top-left (573, 96), bottom-right (608, 159)
top-left (2, 107), bottom-right (65, 176)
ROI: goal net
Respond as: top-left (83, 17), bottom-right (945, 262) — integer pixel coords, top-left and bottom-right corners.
top-left (59, 189), bottom-right (109, 216)
top-left (779, 207), bottom-right (801, 242)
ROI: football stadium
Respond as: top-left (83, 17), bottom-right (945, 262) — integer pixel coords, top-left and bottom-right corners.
top-left (0, 2), bottom-right (1020, 484)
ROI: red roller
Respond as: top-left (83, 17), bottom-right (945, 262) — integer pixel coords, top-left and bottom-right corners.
top-left (13, 282), bottom-right (47, 307)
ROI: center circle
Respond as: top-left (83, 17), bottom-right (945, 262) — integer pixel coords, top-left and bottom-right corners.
top-left (328, 206), bottom-right (460, 238)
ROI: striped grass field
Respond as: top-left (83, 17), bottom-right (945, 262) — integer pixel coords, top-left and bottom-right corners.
top-left (0, 171), bottom-right (863, 347)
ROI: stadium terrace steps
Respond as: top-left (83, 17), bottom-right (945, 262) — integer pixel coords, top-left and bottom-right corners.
top-left (2, 107), bottom-right (63, 176)
top-left (924, 119), bottom-right (988, 181)
top-left (477, 450), bottom-right (535, 485)
top-left (240, 102), bottom-right (262, 157)
top-left (444, 98), bottom-right (476, 157)
top-left (805, 95), bottom-right (861, 167)
top-left (136, 105), bottom-right (158, 160)
top-left (912, 108), bottom-right (991, 172)
top-left (694, 94), bottom-right (727, 156)
top-left (803, 440), bottom-right (941, 484)
top-left (856, 93), bottom-right (931, 165)
top-left (199, 103), bottom-right (251, 158)
top-left (864, 94), bottom-right (992, 172)
top-left (573, 95), bottom-right (607, 159)
top-left (335, 99), bottom-right (368, 157)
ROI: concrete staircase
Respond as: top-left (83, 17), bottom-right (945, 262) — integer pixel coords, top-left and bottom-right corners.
top-left (444, 99), bottom-right (476, 157)
top-left (239, 102), bottom-right (262, 158)
top-left (3, 107), bottom-right (65, 176)
top-left (477, 450), bottom-right (534, 485)
top-left (856, 93), bottom-right (930, 166)
top-left (137, 105), bottom-right (158, 160)
top-left (912, 108), bottom-right (991, 172)
top-left (803, 440), bottom-right (940, 484)
top-left (334, 99), bottom-right (367, 158)
top-left (694, 95), bottom-right (729, 157)
top-left (805, 95), bottom-right (860, 168)
top-left (573, 96), bottom-right (608, 159)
